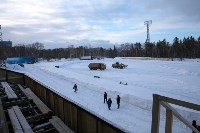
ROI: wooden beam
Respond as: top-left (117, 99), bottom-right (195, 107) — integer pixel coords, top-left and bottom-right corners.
top-left (160, 101), bottom-right (200, 133)
top-left (7, 108), bottom-right (24, 133)
top-left (1, 82), bottom-right (18, 99)
top-left (50, 116), bottom-right (74, 133)
top-left (33, 122), bottom-right (51, 131)
top-left (1, 82), bottom-right (12, 98)
top-left (3, 100), bottom-right (28, 108)
top-left (17, 84), bottom-right (32, 100)
top-left (151, 94), bottom-right (160, 133)
top-left (165, 109), bottom-right (173, 133)
top-left (18, 84), bottom-right (51, 114)
top-left (50, 118), bottom-right (65, 133)
top-left (155, 94), bottom-right (200, 111)
top-left (52, 116), bottom-right (74, 132)
top-left (12, 106), bottom-right (34, 133)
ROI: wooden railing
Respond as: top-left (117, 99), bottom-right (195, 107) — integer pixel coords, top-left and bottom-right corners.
top-left (151, 94), bottom-right (200, 133)
top-left (0, 68), bottom-right (24, 84)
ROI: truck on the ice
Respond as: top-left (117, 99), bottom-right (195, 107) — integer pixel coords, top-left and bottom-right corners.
top-left (88, 63), bottom-right (106, 70)
top-left (112, 62), bottom-right (128, 69)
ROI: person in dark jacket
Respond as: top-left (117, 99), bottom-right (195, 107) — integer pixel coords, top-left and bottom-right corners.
top-left (192, 120), bottom-right (200, 133)
top-left (116, 95), bottom-right (121, 109)
top-left (104, 92), bottom-right (107, 103)
top-left (107, 98), bottom-right (112, 110)
top-left (73, 84), bottom-right (77, 92)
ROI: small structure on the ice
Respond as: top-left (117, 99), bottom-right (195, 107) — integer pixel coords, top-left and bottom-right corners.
top-left (80, 56), bottom-right (93, 60)
top-left (94, 76), bottom-right (100, 78)
top-left (6, 56), bottom-right (36, 64)
top-left (120, 81), bottom-right (128, 85)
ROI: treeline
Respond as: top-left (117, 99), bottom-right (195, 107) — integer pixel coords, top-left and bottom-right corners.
top-left (1, 36), bottom-right (200, 61)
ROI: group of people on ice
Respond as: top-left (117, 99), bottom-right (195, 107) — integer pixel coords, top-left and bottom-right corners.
top-left (73, 84), bottom-right (121, 110)
top-left (104, 92), bottom-right (121, 110)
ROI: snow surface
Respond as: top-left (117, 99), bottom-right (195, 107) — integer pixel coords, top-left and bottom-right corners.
top-left (5, 58), bottom-right (200, 133)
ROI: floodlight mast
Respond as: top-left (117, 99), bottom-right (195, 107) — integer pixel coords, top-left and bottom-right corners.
top-left (0, 25), bottom-right (2, 41)
top-left (144, 20), bottom-right (152, 43)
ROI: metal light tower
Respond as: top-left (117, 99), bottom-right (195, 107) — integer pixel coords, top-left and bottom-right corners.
top-left (144, 20), bottom-right (152, 43)
top-left (0, 25), bottom-right (2, 41)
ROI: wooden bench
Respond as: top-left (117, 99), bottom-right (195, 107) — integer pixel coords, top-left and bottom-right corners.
top-left (1, 82), bottom-right (18, 99)
top-left (18, 84), bottom-right (51, 114)
top-left (7, 106), bottom-right (33, 133)
top-left (49, 116), bottom-right (74, 133)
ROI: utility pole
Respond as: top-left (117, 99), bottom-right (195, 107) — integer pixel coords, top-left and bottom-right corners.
top-left (144, 20), bottom-right (152, 43)
top-left (0, 25), bottom-right (2, 41)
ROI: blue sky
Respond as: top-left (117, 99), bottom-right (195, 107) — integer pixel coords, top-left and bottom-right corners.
top-left (0, 0), bottom-right (200, 49)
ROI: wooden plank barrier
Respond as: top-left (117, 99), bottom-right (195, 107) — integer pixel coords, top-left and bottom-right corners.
top-left (98, 120), bottom-right (118, 133)
top-left (64, 100), bottom-right (78, 132)
top-left (0, 69), bottom-right (6, 81)
top-left (77, 109), bottom-right (97, 133)
top-left (0, 99), bottom-right (9, 133)
top-left (41, 86), bottom-right (47, 105)
top-left (7, 70), bottom-right (24, 84)
top-left (54, 95), bottom-right (64, 121)
top-left (47, 91), bottom-right (55, 112)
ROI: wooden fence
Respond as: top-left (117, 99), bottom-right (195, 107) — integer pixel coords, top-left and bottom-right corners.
top-left (0, 68), bottom-right (124, 133)
top-left (151, 94), bottom-right (200, 133)
top-left (0, 68), bottom-right (24, 84)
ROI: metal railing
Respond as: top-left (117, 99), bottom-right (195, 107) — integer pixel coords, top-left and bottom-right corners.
top-left (151, 94), bottom-right (200, 133)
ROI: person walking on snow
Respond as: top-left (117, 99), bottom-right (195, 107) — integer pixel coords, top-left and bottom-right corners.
top-left (104, 92), bottom-right (107, 103)
top-left (192, 120), bottom-right (200, 133)
top-left (73, 84), bottom-right (77, 92)
top-left (116, 95), bottom-right (121, 109)
top-left (107, 98), bottom-right (112, 110)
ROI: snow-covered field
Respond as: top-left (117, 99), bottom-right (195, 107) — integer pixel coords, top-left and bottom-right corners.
top-left (6, 58), bottom-right (200, 133)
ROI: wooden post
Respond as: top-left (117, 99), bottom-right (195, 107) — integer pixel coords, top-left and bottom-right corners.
top-left (23, 74), bottom-right (25, 85)
top-left (0, 99), bottom-right (9, 133)
top-left (160, 101), bottom-right (200, 133)
top-left (165, 109), bottom-right (173, 133)
top-left (5, 69), bottom-right (8, 82)
top-left (151, 94), bottom-right (160, 133)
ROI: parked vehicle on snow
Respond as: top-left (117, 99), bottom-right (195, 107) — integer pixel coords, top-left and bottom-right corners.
top-left (112, 62), bottom-right (128, 69)
top-left (88, 63), bottom-right (106, 70)
top-left (80, 56), bottom-right (93, 60)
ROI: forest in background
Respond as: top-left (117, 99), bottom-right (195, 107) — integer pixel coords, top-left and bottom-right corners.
top-left (1, 36), bottom-right (200, 61)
